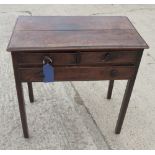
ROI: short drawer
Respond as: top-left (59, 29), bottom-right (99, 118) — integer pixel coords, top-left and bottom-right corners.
top-left (79, 51), bottom-right (138, 65)
top-left (18, 66), bottom-right (136, 82)
top-left (16, 52), bottom-right (77, 66)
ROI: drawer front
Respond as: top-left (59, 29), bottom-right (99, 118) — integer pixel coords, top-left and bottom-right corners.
top-left (16, 52), bottom-right (77, 66)
top-left (18, 66), bottom-right (135, 82)
top-left (80, 51), bottom-right (138, 65)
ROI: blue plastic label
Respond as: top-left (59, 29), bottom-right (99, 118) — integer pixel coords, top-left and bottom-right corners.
top-left (43, 63), bottom-right (54, 82)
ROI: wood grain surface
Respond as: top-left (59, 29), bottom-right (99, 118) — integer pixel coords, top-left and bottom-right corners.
top-left (7, 16), bottom-right (149, 51)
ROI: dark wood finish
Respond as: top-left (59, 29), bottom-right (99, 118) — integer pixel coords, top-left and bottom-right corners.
top-left (15, 16), bottom-right (135, 30)
top-left (107, 80), bottom-right (114, 99)
top-left (16, 51), bottom-right (138, 66)
top-left (7, 30), bottom-right (148, 51)
top-left (7, 16), bottom-right (148, 52)
top-left (11, 53), bottom-right (29, 138)
top-left (80, 51), bottom-right (138, 65)
top-left (7, 16), bottom-right (149, 138)
top-left (115, 51), bottom-right (143, 134)
top-left (18, 66), bottom-right (136, 82)
top-left (27, 82), bottom-right (34, 103)
top-left (16, 52), bottom-right (77, 66)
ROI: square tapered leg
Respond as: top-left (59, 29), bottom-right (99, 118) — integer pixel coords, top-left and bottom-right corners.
top-left (27, 82), bottom-right (34, 103)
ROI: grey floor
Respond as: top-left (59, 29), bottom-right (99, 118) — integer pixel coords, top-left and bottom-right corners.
top-left (0, 4), bottom-right (155, 150)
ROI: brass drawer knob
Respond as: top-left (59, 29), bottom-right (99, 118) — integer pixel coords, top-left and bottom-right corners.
top-left (101, 52), bottom-right (111, 62)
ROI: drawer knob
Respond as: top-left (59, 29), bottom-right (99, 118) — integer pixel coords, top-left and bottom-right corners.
top-left (110, 69), bottom-right (118, 77)
top-left (102, 53), bottom-right (111, 61)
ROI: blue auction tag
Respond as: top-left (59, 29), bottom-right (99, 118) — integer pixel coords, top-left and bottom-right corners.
top-left (43, 63), bottom-right (54, 82)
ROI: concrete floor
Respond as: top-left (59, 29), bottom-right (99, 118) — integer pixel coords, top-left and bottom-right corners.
top-left (0, 4), bottom-right (155, 149)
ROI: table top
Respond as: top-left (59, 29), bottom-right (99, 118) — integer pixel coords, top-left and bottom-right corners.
top-left (7, 16), bottom-right (149, 52)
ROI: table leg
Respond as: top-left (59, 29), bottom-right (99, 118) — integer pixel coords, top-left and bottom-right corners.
top-left (12, 53), bottom-right (29, 138)
top-left (15, 81), bottom-right (29, 138)
top-left (115, 78), bottom-right (136, 134)
top-left (115, 51), bottom-right (143, 134)
top-left (27, 82), bottom-right (34, 103)
top-left (107, 80), bottom-right (114, 99)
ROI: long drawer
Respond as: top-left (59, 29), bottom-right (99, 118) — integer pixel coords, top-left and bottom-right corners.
top-left (18, 66), bottom-right (136, 82)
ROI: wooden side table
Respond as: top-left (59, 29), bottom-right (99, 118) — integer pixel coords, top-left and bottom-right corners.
top-left (7, 16), bottom-right (149, 138)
